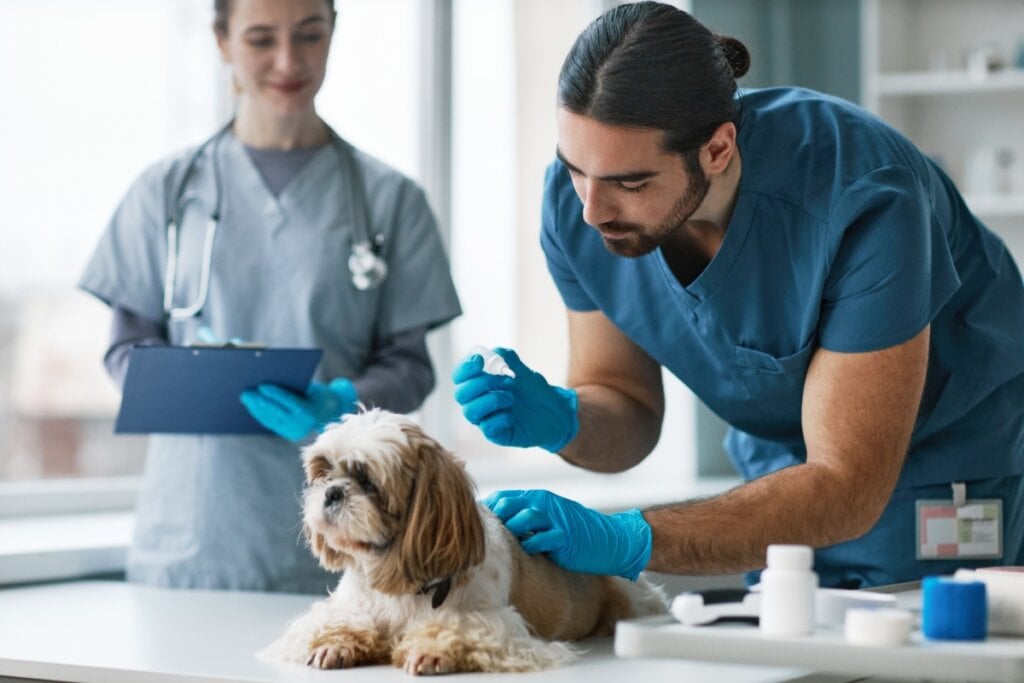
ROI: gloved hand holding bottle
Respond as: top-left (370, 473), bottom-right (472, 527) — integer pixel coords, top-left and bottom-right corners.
top-left (240, 378), bottom-right (359, 442)
top-left (452, 347), bottom-right (579, 453)
top-left (482, 489), bottom-right (652, 580)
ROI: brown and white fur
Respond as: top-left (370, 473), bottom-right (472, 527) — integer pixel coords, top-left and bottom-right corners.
top-left (261, 409), bottom-right (667, 675)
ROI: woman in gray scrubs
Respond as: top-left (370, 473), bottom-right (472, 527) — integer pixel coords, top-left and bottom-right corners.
top-left (79, 0), bottom-right (460, 592)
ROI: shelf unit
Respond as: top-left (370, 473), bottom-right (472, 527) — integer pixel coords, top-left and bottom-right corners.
top-left (861, 0), bottom-right (1024, 229)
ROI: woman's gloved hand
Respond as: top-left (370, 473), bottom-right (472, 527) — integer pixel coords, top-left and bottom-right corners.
top-left (452, 348), bottom-right (578, 453)
top-left (240, 378), bottom-right (358, 442)
top-left (482, 489), bottom-right (652, 580)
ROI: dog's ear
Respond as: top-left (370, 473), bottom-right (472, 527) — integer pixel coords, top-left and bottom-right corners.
top-left (372, 428), bottom-right (485, 594)
top-left (304, 523), bottom-right (352, 572)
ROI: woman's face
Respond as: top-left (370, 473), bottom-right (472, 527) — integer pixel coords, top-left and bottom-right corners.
top-left (216, 0), bottom-right (333, 117)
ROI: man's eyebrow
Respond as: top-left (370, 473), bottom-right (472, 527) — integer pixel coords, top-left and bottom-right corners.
top-left (555, 147), bottom-right (658, 183)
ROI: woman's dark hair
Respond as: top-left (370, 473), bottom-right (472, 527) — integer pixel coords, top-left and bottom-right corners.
top-left (214, 0), bottom-right (337, 35)
top-left (558, 2), bottom-right (749, 169)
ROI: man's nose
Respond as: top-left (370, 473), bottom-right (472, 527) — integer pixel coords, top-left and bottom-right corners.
top-left (324, 485), bottom-right (344, 507)
top-left (580, 182), bottom-right (616, 227)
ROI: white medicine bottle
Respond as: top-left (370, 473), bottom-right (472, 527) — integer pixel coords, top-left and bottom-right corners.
top-left (759, 544), bottom-right (818, 637)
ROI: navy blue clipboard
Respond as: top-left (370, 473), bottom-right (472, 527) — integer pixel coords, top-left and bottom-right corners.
top-left (115, 345), bottom-right (323, 434)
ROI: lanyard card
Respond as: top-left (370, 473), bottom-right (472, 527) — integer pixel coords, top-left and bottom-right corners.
top-left (916, 497), bottom-right (1003, 560)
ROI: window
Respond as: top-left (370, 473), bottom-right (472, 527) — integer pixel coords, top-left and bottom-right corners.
top-left (0, 0), bottom-right (697, 519)
top-left (0, 0), bottom-right (222, 485)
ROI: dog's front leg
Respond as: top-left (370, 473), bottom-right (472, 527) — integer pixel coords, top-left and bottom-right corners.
top-left (392, 609), bottom-right (575, 675)
top-left (261, 602), bottom-right (390, 670)
top-left (307, 623), bottom-right (390, 670)
top-left (392, 619), bottom-right (468, 676)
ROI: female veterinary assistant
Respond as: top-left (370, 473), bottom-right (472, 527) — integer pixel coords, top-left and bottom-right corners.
top-left (79, 0), bottom-right (460, 592)
top-left (455, 2), bottom-right (1024, 589)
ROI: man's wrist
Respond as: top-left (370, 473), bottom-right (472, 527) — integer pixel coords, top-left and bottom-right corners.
top-left (612, 508), bottom-right (653, 581)
top-left (540, 386), bottom-right (580, 453)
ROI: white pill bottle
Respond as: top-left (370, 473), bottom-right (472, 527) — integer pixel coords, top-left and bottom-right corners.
top-left (759, 544), bottom-right (818, 637)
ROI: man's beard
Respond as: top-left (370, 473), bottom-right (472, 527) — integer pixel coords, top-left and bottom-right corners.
top-left (597, 168), bottom-right (710, 258)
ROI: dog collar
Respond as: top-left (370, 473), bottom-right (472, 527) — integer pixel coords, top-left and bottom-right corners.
top-left (418, 577), bottom-right (452, 609)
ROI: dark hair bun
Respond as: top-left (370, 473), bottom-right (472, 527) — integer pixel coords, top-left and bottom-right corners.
top-left (716, 35), bottom-right (750, 79)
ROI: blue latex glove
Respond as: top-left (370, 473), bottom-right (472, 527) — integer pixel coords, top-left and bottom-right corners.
top-left (452, 348), bottom-right (579, 453)
top-left (482, 489), bottom-right (652, 580)
top-left (240, 378), bottom-right (358, 442)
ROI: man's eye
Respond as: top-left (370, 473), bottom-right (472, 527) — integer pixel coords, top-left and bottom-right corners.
top-left (620, 182), bottom-right (646, 193)
top-left (296, 33), bottom-right (324, 44)
top-left (247, 38), bottom-right (274, 48)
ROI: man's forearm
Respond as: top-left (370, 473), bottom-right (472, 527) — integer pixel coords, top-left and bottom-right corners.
top-left (643, 460), bottom-right (885, 574)
top-left (557, 384), bottom-right (662, 473)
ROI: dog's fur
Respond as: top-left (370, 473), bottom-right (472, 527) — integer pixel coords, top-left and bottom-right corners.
top-left (261, 409), bottom-right (667, 675)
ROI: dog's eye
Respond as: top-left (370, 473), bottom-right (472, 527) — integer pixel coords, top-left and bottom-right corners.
top-left (355, 471), bottom-right (377, 495)
top-left (348, 463), bottom-right (377, 495)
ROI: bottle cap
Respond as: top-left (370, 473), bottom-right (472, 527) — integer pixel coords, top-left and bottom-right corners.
top-left (766, 544), bottom-right (813, 571)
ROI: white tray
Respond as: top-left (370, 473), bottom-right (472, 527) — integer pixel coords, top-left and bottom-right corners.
top-left (614, 615), bottom-right (1024, 683)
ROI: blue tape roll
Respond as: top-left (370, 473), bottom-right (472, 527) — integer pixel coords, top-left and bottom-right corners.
top-left (921, 576), bottom-right (988, 641)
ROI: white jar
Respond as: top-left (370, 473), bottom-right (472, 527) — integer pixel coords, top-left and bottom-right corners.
top-left (759, 544), bottom-right (818, 637)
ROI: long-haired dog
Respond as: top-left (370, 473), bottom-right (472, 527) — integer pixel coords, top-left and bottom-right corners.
top-left (261, 409), bottom-right (667, 675)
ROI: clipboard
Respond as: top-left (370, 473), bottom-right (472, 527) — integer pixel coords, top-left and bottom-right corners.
top-left (114, 345), bottom-right (323, 434)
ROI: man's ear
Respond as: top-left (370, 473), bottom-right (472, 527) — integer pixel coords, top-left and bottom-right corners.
top-left (701, 121), bottom-right (737, 176)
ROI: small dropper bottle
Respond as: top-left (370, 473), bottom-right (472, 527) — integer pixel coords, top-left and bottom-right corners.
top-left (468, 345), bottom-right (516, 378)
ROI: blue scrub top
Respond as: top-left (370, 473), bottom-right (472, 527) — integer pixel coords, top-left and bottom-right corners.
top-left (542, 87), bottom-right (1024, 585)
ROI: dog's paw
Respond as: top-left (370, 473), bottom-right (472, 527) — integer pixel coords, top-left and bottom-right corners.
top-left (307, 644), bottom-right (356, 669)
top-left (402, 650), bottom-right (456, 676)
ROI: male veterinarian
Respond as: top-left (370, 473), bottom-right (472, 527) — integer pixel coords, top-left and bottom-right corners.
top-left (453, 2), bottom-right (1024, 588)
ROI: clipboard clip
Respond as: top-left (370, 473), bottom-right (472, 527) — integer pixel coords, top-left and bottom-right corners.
top-left (189, 325), bottom-right (267, 349)
top-left (188, 341), bottom-right (267, 350)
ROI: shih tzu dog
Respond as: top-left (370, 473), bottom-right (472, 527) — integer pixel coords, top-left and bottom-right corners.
top-left (261, 409), bottom-right (667, 675)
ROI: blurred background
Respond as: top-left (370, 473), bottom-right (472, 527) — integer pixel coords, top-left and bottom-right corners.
top-left (1, 0), bottom-right (1022, 515)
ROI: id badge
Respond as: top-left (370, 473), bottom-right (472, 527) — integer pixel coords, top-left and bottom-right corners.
top-left (916, 484), bottom-right (1003, 560)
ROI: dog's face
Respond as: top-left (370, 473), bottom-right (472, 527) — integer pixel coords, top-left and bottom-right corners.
top-left (301, 409), bottom-right (485, 595)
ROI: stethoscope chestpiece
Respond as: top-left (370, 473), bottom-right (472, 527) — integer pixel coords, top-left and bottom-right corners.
top-left (349, 240), bottom-right (388, 290)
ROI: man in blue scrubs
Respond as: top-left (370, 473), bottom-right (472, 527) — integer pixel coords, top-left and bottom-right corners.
top-left (453, 2), bottom-right (1024, 588)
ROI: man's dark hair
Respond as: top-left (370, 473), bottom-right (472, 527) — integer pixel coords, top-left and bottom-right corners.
top-left (558, 1), bottom-right (750, 171)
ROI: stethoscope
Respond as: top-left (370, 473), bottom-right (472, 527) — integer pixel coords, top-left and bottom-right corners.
top-left (163, 121), bottom-right (388, 320)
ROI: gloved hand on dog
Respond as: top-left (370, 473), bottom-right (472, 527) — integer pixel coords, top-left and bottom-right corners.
top-left (241, 378), bottom-right (359, 442)
top-left (481, 489), bottom-right (652, 581)
top-left (452, 347), bottom-right (578, 453)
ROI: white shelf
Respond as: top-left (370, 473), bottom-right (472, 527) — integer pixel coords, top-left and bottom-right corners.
top-left (877, 69), bottom-right (1024, 96)
top-left (965, 193), bottom-right (1024, 218)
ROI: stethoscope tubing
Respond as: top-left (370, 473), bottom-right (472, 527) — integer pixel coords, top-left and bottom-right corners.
top-left (162, 120), bottom-right (385, 320)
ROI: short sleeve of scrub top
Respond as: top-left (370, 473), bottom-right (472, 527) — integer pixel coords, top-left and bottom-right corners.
top-left (818, 164), bottom-right (959, 352)
top-left (540, 162), bottom-right (600, 313)
top-left (360, 160), bottom-right (461, 338)
top-left (79, 157), bottom-right (178, 323)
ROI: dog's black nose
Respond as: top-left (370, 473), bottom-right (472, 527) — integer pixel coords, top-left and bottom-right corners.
top-left (324, 485), bottom-right (344, 507)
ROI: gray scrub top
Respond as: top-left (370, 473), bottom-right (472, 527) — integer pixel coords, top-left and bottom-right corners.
top-left (80, 131), bottom-right (461, 592)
